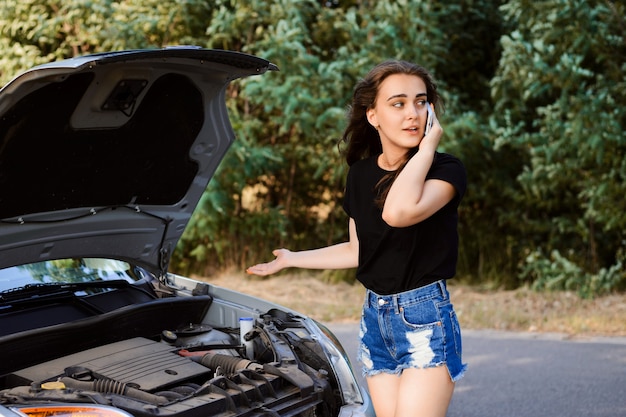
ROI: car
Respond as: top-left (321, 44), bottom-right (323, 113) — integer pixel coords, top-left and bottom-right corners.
top-left (0, 47), bottom-right (373, 417)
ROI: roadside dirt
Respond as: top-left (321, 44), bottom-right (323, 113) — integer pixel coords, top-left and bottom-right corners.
top-left (196, 271), bottom-right (626, 338)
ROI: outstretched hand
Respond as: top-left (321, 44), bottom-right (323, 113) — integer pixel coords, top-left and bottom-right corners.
top-left (246, 249), bottom-right (291, 276)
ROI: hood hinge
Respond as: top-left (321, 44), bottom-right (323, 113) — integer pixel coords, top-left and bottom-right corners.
top-left (159, 242), bottom-right (172, 282)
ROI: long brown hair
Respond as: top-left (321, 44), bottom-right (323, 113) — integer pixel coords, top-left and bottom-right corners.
top-left (340, 60), bottom-right (442, 207)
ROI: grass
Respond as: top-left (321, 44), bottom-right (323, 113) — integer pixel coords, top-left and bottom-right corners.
top-left (198, 271), bottom-right (626, 338)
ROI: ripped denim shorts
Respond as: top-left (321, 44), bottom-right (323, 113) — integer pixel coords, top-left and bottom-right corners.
top-left (357, 280), bottom-right (467, 382)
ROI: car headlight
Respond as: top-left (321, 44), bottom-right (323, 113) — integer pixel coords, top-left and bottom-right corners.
top-left (308, 320), bottom-right (364, 405)
top-left (9, 405), bottom-right (134, 417)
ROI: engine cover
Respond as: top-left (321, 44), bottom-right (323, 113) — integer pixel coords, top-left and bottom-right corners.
top-left (14, 337), bottom-right (209, 391)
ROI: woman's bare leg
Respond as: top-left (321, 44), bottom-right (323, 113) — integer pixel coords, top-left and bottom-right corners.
top-left (366, 373), bottom-right (401, 417)
top-left (367, 366), bottom-right (454, 417)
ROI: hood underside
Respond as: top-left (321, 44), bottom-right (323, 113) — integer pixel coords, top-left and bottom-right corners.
top-left (0, 47), bottom-right (277, 274)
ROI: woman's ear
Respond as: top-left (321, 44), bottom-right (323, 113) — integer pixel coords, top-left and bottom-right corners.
top-left (366, 107), bottom-right (378, 128)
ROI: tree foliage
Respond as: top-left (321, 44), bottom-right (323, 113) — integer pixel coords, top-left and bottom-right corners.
top-left (1, 0), bottom-right (624, 295)
top-left (490, 0), bottom-right (626, 295)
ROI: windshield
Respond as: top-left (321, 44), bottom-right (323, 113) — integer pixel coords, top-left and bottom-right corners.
top-left (0, 258), bottom-right (145, 293)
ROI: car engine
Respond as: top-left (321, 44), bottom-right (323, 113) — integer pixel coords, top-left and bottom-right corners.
top-left (0, 311), bottom-right (339, 417)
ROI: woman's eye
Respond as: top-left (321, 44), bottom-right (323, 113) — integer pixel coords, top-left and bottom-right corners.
top-left (393, 102), bottom-right (404, 108)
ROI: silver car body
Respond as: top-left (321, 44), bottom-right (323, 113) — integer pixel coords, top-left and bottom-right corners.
top-left (0, 47), bottom-right (373, 417)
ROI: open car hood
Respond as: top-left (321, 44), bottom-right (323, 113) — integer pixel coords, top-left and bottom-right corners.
top-left (0, 47), bottom-right (277, 275)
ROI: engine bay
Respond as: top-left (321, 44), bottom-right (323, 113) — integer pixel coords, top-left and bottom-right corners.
top-left (0, 295), bottom-right (339, 417)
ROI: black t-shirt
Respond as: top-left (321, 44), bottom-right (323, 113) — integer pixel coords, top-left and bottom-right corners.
top-left (343, 152), bottom-right (466, 295)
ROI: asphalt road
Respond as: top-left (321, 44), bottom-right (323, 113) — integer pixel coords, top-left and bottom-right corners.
top-left (327, 324), bottom-right (626, 417)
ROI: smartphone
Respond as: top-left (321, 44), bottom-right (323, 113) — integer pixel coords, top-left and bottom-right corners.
top-left (424, 103), bottom-right (434, 137)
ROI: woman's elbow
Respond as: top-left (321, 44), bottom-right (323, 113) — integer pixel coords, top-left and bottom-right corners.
top-left (382, 208), bottom-right (411, 228)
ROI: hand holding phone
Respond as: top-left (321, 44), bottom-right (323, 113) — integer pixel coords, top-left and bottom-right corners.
top-left (424, 103), bottom-right (434, 137)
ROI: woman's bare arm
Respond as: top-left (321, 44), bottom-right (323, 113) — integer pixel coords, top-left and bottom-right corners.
top-left (382, 115), bottom-right (455, 228)
top-left (246, 218), bottom-right (359, 276)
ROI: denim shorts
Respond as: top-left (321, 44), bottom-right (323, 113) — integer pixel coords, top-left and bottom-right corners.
top-left (357, 280), bottom-right (467, 382)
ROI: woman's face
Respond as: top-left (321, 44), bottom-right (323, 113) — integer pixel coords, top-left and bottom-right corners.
top-left (366, 73), bottom-right (429, 154)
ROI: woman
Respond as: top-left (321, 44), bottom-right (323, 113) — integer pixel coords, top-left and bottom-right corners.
top-left (247, 60), bottom-right (467, 417)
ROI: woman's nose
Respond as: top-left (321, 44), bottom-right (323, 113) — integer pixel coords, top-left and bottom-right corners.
top-left (407, 104), bottom-right (420, 118)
